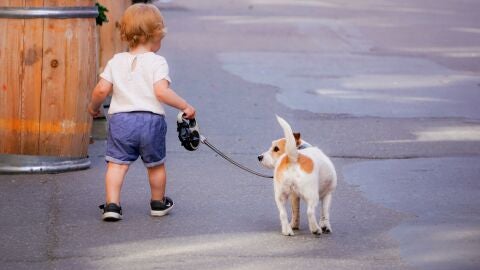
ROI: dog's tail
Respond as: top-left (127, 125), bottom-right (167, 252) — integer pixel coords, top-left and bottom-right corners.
top-left (276, 115), bottom-right (298, 162)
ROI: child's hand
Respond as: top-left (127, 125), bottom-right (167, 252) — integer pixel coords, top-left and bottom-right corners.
top-left (183, 104), bottom-right (196, 119)
top-left (88, 103), bottom-right (101, 118)
top-left (89, 79), bottom-right (112, 118)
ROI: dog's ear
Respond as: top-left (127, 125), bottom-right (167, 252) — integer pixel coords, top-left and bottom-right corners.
top-left (293, 132), bottom-right (301, 146)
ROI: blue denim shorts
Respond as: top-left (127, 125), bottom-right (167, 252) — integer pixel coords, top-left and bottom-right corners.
top-left (106, 112), bottom-right (167, 167)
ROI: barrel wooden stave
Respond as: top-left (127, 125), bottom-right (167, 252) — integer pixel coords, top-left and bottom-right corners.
top-left (0, 0), bottom-right (96, 160)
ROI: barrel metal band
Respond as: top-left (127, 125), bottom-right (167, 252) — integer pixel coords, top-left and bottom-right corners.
top-left (0, 7), bottom-right (98, 19)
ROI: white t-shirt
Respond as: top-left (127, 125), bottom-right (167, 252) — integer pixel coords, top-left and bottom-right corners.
top-left (100, 52), bottom-right (171, 115)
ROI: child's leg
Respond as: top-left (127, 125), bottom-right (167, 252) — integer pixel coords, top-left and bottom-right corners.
top-left (147, 164), bottom-right (166, 201)
top-left (105, 162), bottom-right (130, 204)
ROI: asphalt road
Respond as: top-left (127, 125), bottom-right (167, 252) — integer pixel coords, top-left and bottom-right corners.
top-left (1, 0), bottom-right (479, 269)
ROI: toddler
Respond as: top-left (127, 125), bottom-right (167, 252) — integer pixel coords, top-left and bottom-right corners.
top-left (88, 3), bottom-right (195, 221)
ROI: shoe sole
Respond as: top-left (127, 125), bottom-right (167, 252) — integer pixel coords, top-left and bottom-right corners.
top-left (150, 203), bottom-right (174, 217)
top-left (102, 212), bottom-right (122, 221)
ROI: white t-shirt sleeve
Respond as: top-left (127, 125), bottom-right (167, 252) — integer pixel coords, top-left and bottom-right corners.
top-left (100, 60), bottom-right (113, 83)
top-left (153, 57), bottom-right (171, 84)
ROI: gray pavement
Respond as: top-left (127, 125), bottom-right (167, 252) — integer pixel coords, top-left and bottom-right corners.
top-left (1, 0), bottom-right (479, 269)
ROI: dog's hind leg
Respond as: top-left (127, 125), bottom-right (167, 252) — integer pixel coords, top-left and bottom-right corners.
top-left (306, 198), bottom-right (322, 235)
top-left (290, 193), bottom-right (300, 230)
top-left (275, 193), bottom-right (294, 236)
top-left (320, 193), bottom-right (333, 233)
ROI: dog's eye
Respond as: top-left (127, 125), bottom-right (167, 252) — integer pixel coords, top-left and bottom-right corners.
top-left (273, 146), bottom-right (280, 152)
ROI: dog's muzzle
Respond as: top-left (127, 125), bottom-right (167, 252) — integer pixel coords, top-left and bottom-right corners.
top-left (257, 155), bottom-right (264, 161)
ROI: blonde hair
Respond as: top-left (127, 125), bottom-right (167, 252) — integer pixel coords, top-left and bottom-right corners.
top-left (120, 4), bottom-right (167, 48)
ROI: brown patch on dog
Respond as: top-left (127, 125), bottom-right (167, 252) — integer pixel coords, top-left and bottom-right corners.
top-left (275, 155), bottom-right (289, 181)
top-left (293, 132), bottom-right (301, 146)
top-left (275, 153), bottom-right (313, 181)
top-left (272, 138), bottom-right (286, 159)
top-left (298, 154), bottom-right (314, 174)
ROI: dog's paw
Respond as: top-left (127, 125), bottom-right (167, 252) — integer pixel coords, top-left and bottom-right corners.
top-left (290, 221), bottom-right (299, 230)
top-left (309, 222), bottom-right (322, 235)
top-left (321, 226), bottom-right (332, 234)
top-left (282, 227), bottom-right (295, 236)
top-left (320, 219), bottom-right (332, 234)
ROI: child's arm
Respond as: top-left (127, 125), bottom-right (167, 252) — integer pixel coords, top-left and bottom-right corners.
top-left (154, 79), bottom-right (196, 119)
top-left (88, 78), bottom-right (113, 117)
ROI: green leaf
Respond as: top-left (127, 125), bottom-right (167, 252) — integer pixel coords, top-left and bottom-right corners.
top-left (95, 2), bottom-right (109, 26)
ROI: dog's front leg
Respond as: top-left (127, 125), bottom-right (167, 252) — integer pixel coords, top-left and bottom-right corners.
top-left (290, 193), bottom-right (300, 230)
top-left (275, 192), bottom-right (294, 236)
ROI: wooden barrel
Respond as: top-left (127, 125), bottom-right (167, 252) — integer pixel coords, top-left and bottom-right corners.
top-left (0, 0), bottom-right (98, 173)
top-left (97, 0), bottom-right (130, 74)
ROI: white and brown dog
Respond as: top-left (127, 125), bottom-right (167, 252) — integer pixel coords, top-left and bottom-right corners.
top-left (258, 116), bottom-right (337, 236)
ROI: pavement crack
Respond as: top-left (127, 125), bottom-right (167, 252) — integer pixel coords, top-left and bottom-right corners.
top-left (330, 155), bottom-right (421, 160)
top-left (331, 153), bottom-right (480, 160)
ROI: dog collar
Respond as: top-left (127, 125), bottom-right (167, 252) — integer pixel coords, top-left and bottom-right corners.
top-left (298, 142), bottom-right (312, 150)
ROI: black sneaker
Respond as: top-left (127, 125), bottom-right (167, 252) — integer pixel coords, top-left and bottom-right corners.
top-left (150, 197), bottom-right (174, 217)
top-left (99, 203), bottom-right (122, 221)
